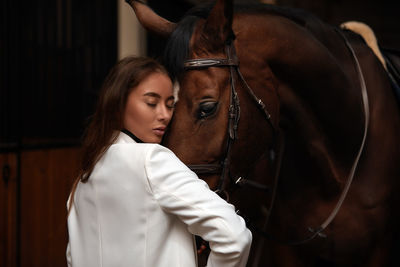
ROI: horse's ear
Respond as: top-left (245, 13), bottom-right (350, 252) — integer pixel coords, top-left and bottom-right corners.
top-left (202, 0), bottom-right (234, 45)
top-left (126, 0), bottom-right (176, 38)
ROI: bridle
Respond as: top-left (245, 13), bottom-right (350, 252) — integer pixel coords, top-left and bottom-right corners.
top-left (181, 27), bottom-right (369, 246)
top-left (184, 41), bottom-right (277, 200)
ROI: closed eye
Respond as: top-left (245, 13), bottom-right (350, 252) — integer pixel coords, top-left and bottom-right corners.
top-left (166, 99), bottom-right (175, 109)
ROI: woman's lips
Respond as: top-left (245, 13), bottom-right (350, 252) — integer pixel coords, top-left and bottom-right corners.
top-left (153, 127), bottom-right (166, 136)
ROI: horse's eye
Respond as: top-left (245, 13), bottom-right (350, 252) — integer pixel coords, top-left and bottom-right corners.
top-left (197, 101), bottom-right (218, 119)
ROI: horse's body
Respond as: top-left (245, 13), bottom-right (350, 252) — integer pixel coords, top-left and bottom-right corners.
top-left (127, 1), bottom-right (400, 266)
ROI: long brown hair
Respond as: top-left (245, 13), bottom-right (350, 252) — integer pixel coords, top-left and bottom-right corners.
top-left (68, 56), bottom-right (169, 212)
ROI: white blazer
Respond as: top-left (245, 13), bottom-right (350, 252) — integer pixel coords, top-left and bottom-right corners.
top-left (67, 131), bottom-right (252, 267)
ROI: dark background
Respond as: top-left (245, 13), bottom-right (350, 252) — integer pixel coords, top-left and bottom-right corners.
top-left (1, 0), bottom-right (117, 150)
top-left (147, 0), bottom-right (400, 59)
top-left (0, 0), bottom-right (399, 266)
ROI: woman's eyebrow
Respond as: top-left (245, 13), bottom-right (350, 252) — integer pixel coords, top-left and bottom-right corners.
top-left (144, 92), bottom-right (174, 101)
top-left (143, 92), bottom-right (160, 98)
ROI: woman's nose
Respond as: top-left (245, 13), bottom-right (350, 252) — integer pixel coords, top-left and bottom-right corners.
top-left (157, 105), bottom-right (172, 122)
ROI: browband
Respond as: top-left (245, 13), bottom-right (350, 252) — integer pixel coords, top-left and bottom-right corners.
top-left (184, 58), bottom-right (238, 69)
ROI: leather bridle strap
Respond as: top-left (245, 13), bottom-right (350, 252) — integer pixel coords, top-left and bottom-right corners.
top-left (183, 43), bottom-right (276, 194)
top-left (184, 43), bottom-right (241, 196)
top-left (317, 28), bottom-right (370, 232)
top-left (234, 62), bottom-right (276, 133)
top-left (217, 43), bottom-right (241, 194)
top-left (184, 58), bottom-right (238, 68)
top-left (300, 28), bottom-right (370, 243)
top-left (187, 164), bottom-right (222, 174)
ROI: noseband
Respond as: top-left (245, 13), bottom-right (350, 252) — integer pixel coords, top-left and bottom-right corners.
top-left (183, 42), bottom-right (277, 199)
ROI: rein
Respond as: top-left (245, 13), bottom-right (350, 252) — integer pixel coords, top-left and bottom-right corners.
top-left (182, 27), bottom-right (369, 246)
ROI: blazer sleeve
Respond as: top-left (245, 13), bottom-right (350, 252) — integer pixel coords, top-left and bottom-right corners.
top-left (66, 198), bottom-right (72, 267)
top-left (144, 145), bottom-right (252, 267)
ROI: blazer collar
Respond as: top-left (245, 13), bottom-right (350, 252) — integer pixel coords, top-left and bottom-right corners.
top-left (115, 131), bottom-right (139, 144)
top-left (121, 129), bottom-right (144, 143)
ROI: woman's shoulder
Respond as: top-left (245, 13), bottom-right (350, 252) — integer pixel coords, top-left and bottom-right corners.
top-left (109, 142), bottom-right (156, 155)
top-left (109, 142), bottom-right (173, 159)
top-left (111, 132), bottom-right (173, 154)
top-left (102, 132), bottom-right (177, 166)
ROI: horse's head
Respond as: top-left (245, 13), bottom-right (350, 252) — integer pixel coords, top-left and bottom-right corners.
top-left (127, 0), bottom-right (280, 195)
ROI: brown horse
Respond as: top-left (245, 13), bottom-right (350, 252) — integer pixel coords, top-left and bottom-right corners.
top-left (126, 0), bottom-right (400, 266)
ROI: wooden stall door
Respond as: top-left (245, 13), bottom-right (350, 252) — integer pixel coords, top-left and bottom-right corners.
top-left (0, 153), bottom-right (17, 267)
top-left (19, 147), bottom-right (80, 267)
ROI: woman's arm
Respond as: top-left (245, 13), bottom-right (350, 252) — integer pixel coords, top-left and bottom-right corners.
top-left (145, 145), bottom-right (252, 267)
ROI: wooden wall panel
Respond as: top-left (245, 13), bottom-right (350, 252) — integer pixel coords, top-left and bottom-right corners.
top-left (0, 153), bottom-right (17, 267)
top-left (19, 147), bottom-right (80, 267)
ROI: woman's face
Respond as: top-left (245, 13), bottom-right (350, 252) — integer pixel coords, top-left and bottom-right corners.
top-left (123, 71), bottom-right (174, 143)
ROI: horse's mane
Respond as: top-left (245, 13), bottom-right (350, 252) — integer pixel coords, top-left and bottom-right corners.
top-left (163, 2), bottom-right (329, 80)
top-left (163, 3), bottom-right (213, 79)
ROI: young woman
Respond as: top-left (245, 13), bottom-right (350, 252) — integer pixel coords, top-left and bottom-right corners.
top-left (66, 56), bottom-right (252, 267)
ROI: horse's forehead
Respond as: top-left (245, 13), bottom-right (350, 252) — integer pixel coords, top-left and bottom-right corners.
top-left (188, 41), bottom-right (225, 59)
top-left (178, 69), bottom-right (230, 101)
top-left (182, 68), bottom-right (229, 86)
top-left (188, 21), bottom-right (226, 57)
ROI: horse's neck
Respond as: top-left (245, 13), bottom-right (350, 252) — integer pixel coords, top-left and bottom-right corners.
top-left (278, 83), bottom-right (344, 194)
top-left (236, 14), bottom-right (365, 190)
